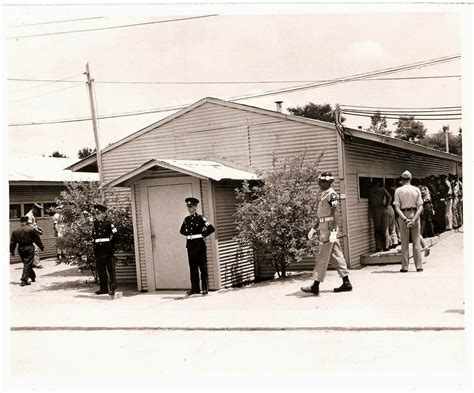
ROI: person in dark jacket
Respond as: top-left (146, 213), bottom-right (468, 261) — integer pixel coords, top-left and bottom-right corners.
top-left (91, 203), bottom-right (118, 295)
top-left (10, 216), bottom-right (45, 286)
top-left (180, 197), bottom-right (215, 296)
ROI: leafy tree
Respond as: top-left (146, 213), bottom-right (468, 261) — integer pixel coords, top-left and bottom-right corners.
top-left (234, 153), bottom-right (322, 278)
top-left (393, 116), bottom-right (427, 141)
top-left (287, 102), bottom-right (346, 123)
top-left (77, 147), bottom-right (96, 159)
top-left (368, 111), bottom-right (390, 135)
top-left (55, 181), bottom-right (134, 281)
top-left (49, 151), bottom-right (68, 158)
top-left (420, 127), bottom-right (462, 155)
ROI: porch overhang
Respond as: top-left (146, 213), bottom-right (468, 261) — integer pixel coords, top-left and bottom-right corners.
top-left (106, 159), bottom-right (260, 187)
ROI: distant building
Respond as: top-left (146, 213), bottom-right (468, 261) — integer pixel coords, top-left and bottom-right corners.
top-left (9, 157), bottom-right (98, 263)
top-left (68, 97), bottom-right (462, 291)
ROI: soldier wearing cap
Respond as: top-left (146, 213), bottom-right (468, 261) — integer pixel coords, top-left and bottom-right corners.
top-left (180, 197), bottom-right (215, 295)
top-left (301, 172), bottom-right (352, 295)
top-left (393, 170), bottom-right (424, 272)
top-left (10, 216), bottom-right (44, 286)
top-left (91, 203), bottom-right (118, 295)
top-left (25, 202), bottom-right (44, 268)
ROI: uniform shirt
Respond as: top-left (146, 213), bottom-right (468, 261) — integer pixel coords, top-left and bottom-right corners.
top-left (180, 213), bottom-right (215, 238)
top-left (53, 213), bottom-right (65, 238)
top-left (368, 186), bottom-right (391, 208)
top-left (418, 185), bottom-right (432, 203)
top-left (394, 184), bottom-right (423, 210)
top-left (317, 187), bottom-right (339, 237)
top-left (10, 225), bottom-right (44, 254)
top-left (25, 209), bottom-right (43, 235)
top-left (92, 218), bottom-right (117, 254)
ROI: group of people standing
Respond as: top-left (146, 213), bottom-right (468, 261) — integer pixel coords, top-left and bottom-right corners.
top-left (369, 172), bottom-right (463, 253)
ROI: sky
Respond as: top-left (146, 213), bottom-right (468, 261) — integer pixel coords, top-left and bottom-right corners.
top-left (2, 5), bottom-right (467, 160)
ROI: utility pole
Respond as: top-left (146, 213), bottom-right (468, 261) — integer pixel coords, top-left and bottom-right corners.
top-left (443, 125), bottom-right (450, 153)
top-left (85, 63), bottom-right (103, 184)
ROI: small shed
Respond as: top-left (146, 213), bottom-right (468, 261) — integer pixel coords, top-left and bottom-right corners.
top-left (108, 159), bottom-right (259, 291)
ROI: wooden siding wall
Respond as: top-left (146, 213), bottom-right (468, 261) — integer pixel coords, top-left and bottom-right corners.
top-left (214, 181), bottom-right (255, 287)
top-left (344, 140), bottom-right (458, 267)
top-left (133, 184), bottom-right (148, 290)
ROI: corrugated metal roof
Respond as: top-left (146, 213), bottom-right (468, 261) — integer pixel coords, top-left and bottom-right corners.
top-left (108, 159), bottom-right (259, 187)
top-left (9, 157), bottom-right (99, 183)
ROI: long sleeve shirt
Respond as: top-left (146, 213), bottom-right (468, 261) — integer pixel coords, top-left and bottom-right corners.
top-left (10, 225), bottom-right (44, 254)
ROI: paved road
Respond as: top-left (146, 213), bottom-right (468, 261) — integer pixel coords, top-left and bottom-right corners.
top-left (8, 330), bottom-right (468, 390)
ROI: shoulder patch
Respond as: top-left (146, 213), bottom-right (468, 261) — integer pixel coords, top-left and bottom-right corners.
top-left (329, 193), bottom-right (339, 208)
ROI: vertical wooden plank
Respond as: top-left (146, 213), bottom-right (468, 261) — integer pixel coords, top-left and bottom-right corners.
top-left (130, 184), bottom-right (142, 291)
top-left (207, 179), bottom-right (222, 289)
top-left (140, 181), bottom-right (157, 291)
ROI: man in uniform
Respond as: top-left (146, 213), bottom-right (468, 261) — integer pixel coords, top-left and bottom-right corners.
top-left (301, 172), bottom-right (352, 295)
top-left (180, 197), bottom-right (215, 296)
top-left (91, 203), bottom-right (118, 295)
top-left (368, 180), bottom-right (392, 252)
top-left (10, 216), bottom-right (45, 286)
top-left (53, 205), bottom-right (66, 260)
top-left (25, 203), bottom-right (44, 268)
top-left (393, 170), bottom-right (424, 272)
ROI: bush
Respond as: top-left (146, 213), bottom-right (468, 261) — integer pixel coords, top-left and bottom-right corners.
top-left (55, 181), bottom-right (133, 281)
top-left (234, 153), bottom-right (322, 277)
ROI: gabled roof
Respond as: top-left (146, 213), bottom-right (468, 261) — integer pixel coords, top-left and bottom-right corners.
top-left (9, 157), bottom-right (99, 185)
top-left (67, 97), bottom-right (462, 172)
top-left (108, 159), bottom-right (260, 187)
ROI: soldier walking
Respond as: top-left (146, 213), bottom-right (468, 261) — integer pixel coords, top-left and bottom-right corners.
top-left (180, 197), bottom-right (215, 296)
top-left (10, 216), bottom-right (45, 286)
top-left (301, 172), bottom-right (352, 296)
top-left (91, 203), bottom-right (118, 295)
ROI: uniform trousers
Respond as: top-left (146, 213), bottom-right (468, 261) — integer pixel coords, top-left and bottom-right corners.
top-left (452, 197), bottom-right (459, 228)
top-left (397, 214), bottom-right (422, 271)
top-left (186, 239), bottom-right (208, 292)
top-left (445, 199), bottom-right (453, 230)
top-left (312, 240), bottom-right (349, 282)
top-left (95, 251), bottom-right (116, 291)
top-left (386, 205), bottom-right (398, 247)
top-left (421, 202), bottom-right (435, 238)
top-left (370, 206), bottom-right (389, 251)
top-left (18, 245), bottom-right (36, 283)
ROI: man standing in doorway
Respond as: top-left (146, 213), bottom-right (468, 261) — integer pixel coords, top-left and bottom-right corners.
top-left (368, 180), bottom-right (392, 252)
top-left (301, 172), bottom-right (352, 296)
top-left (25, 203), bottom-right (44, 268)
top-left (91, 203), bottom-right (118, 295)
top-left (393, 170), bottom-right (424, 272)
top-left (10, 216), bottom-right (45, 286)
top-left (180, 197), bottom-right (215, 296)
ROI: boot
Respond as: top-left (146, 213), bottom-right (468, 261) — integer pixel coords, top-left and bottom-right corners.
top-left (334, 276), bottom-right (352, 292)
top-left (301, 281), bottom-right (319, 295)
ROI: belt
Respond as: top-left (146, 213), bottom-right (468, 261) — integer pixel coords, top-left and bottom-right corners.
top-left (401, 207), bottom-right (417, 212)
top-left (94, 238), bottom-right (111, 243)
top-left (319, 217), bottom-right (334, 223)
top-left (186, 234), bottom-right (203, 240)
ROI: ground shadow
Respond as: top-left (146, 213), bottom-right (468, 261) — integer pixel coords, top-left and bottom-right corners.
top-left (285, 289), bottom-right (334, 298)
top-left (33, 280), bottom-right (94, 292)
top-left (42, 267), bottom-right (91, 278)
top-left (372, 270), bottom-right (402, 274)
top-left (444, 309), bottom-right (464, 315)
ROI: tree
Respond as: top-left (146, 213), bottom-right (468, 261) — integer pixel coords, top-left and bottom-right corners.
top-left (420, 128), bottom-right (462, 156)
top-left (55, 181), bottom-right (134, 281)
top-left (393, 116), bottom-right (427, 141)
top-left (287, 102), bottom-right (346, 123)
top-left (234, 153), bottom-right (322, 278)
top-left (49, 151), bottom-right (68, 158)
top-left (77, 147), bottom-right (96, 159)
top-left (368, 111), bottom-right (390, 135)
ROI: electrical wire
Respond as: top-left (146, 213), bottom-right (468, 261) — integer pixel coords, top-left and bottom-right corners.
top-left (340, 104), bottom-right (461, 110)
top-left (9, 72), bottom-right (85, 95)
top-left (7, 15), bottom-right (218, 39)
top-left (8, 82), bottom-right (85, 103)
top-left (8, 17), bottom-right (105, 28)
top-left (340, 112), bottom-right (462, 121)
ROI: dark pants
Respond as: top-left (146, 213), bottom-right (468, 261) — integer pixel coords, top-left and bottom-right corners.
top-left (95, 252), bottom-right (116, 291)
top-left (421, 202), bottom-right (436, 238)
top-left (186, 239), bottom-right (208, 293)
top-left (370, 206), bottom-right (388, 251)
top-left (18, 245), bottom-right (36, 283)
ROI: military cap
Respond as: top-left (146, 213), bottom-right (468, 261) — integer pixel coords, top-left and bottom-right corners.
top-left (401, 170), bottom-right (412, 180)
top-left (93, 203), bottom-right (107, 212)
top-left (318, 172), bottom-right (335, 182)
top-left (185, 197), bottom-right (200, 206)
top-left (34, 203), bottom-right (44, 209)
top-left (20, 216), bottom-right (28, 223)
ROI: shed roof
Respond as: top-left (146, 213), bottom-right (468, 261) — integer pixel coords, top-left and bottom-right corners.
top-left (9, 157), bottom-right (99, 185)
top-left (108, 159), bottom-right (260, 187)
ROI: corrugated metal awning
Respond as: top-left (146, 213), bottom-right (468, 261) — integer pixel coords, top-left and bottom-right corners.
top-left (107, 159), bottom-right (260, 187)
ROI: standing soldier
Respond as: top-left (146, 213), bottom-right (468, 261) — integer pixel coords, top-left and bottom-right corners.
top-left (301, 172), bottom-right (352, 295)
top-left (53, 205), bottom-right (66, 260)
top-left (180, 197), bottom-right (215, 296)
top-left (10, 216), bottom-right (45, 286)
top-left (91, 203), bottom-right (118, 295)
top-left (368, 180), bottom-right (392, 252)
top-left (25, 203), bottom-right (44, 268)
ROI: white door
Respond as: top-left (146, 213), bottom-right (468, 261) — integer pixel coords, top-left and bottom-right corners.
top-left (147, 181), bottom-right (200, 289)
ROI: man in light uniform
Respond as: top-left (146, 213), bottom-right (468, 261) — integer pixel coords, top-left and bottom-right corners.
top-left (393, 170), bottom-right (424, 272)
top-left (25, 203), bottom-right (44, 268)
top-left (301, 172), bottom-right (352, 295)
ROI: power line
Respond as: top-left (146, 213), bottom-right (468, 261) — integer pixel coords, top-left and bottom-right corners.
top-left (9, 72), bottom-right (85, 95)
top-left (340, 104), bottom-right (461, 110)
top-left (8, 17), bottom-right (105, 28)
top-left (7, 54), bottom-right (461, 126)
top-left (7, 14), bottom-right (218, 39)
top-left (9, 82), bottom-right (84, 103)
top-left (6, 74), bottom-right (462, 85)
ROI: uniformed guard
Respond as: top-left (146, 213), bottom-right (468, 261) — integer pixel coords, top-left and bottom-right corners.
top-left (10, 216), bottom-right (45, 286)
top-left (91, 203), bottom-right (118, 295)
top-left (180, 197), bottom-right (215, 296)
top-left (301, 172), bottom-right (352, 295)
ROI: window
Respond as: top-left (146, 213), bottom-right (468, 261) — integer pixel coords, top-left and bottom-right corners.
top-left (358, 176), bottom-right (397, 199)
top-left (9, 204), bottom-right (21, 219)
top-left (358, 177), bottom-right (372, 199)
